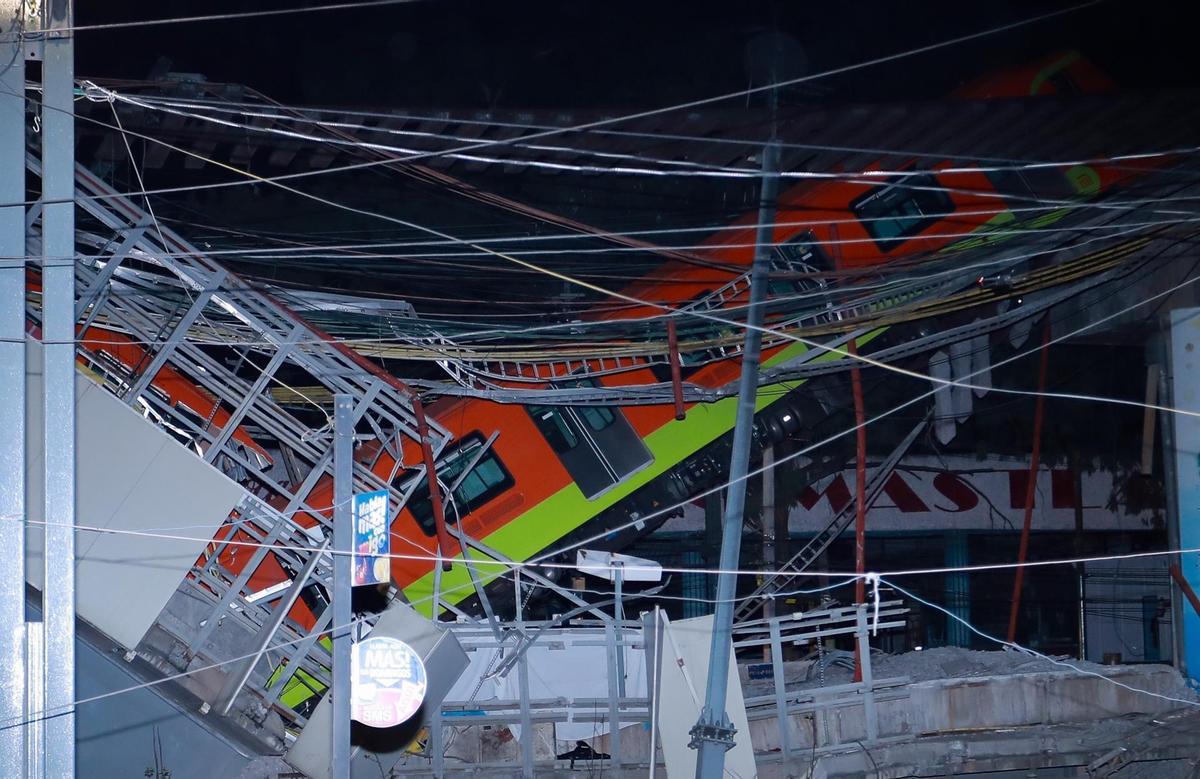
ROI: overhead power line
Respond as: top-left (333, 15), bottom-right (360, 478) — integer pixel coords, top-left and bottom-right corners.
top-left (90, 83), bottom-right (1200, 182)
top-left (122, 86), bottom-right (1191, 177)
top-left (10, 0), bottom-right (1104, 215)
top-left (64, 0), bottom-right (424, 33)
top-left (527, 264), bottom-right (1200, 565)
top-left (60, 73), bottom-right (1200, 413)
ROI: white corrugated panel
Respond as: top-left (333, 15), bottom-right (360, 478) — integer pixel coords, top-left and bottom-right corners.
top-left (25, 340), bottom-right (245, 649)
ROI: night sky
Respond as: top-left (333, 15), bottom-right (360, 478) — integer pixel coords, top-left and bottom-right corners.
top-left (63, 0), bottom-right (1200, 319)
top-left (75, 0), bottom-right (1197, 111)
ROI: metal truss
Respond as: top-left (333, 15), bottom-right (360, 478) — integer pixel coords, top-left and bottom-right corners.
top-left (395, 256), bottom-right (973, 397)
top-left (734, 416), bottom-right (929, 624)
top-left (23, 155), bottom-right (453, 740)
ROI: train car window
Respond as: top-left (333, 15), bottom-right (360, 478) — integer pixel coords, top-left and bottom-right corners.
top-left (529, 406), bottom-right (580, 453)
top-left (578, 405), bottom-right (616, 433)
top-left (850, 173), bottom-right (954, 252)
top-left (770, 231), bottom-right (829, 296)
top-left (555, 376), bottom-right (617, 432)
top-left (985, 168), bottom-right (1076, 204)
top-left (174, 401), bottom-right (208, 431)
top-left (455, 456), bottom-right (508, 511)
top-left (1045, 71), bottom-right (1076, 95)
top-left (773, 230), bottom-right (829, 270)
top-left (398, 434), bottom-right (514, 536)
top-left (528, 376), bottom-right (653, 499)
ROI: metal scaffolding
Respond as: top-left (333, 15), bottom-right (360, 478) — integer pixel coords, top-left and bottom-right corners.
top-left (14, 117), bottom-right (455, 755)
top-left (411, 598), bottom-right (907, 777)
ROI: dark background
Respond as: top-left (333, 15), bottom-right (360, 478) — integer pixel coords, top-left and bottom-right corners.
top-left (76, 0), bottom-right (1198, 110)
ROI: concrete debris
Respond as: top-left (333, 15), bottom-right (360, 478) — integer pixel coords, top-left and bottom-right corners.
top-left (745, 646), bottom-right (1197, 698)
top-left (872, 646), bottom-right (1117, 682)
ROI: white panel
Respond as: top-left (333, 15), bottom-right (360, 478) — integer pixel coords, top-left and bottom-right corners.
top-left (665, 454), bottom-right (1160, 534)
top-left (948, 339), bottom-right (973, 422)
top-left (970, 331), bottom-right (992, 397)
top-left (657, 614), bottom-right (756, 779)
top-left (25, 340), bottom-right (245, 649)
top-left (499, 634), bottom-right (646, 742)
top-left (929, 350), bottom-right (956, 444)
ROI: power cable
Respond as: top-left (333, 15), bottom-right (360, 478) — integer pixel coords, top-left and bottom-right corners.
top-left (91, 83), bottom-right (1200, 183)
top-left (12, 495), bottom-right (1200, 584)
top-left (881, 577), bottom-right (1199, 709)
top-left (3, 523), bottom-right (1200, 736)
top-left (110, 87), bottom-right (1200, 176)
top-left (58, 71), bottom-right (1200, 384)
top-left (5, 1), bottom-right (1105, 214)
top-left (90, 79), bottom-right (1200, 251)
top-left (113, 86), bottom-right (1133, 170)
top-left (204, 216), bottom-right (1200, 264)
top-left (59, 79), bottom-right (1200, 413)
top-left (34, 191), bottom-right (1200, 279)
top-left (524, 263), bottom-right (1200, 566)
top-left (65, 0), bottom-right (424, 33)
top-left (14, 218), bottom-right (1180, 355)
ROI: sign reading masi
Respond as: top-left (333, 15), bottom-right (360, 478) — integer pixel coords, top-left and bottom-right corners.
top-left (351, 636), bottom-right (427, 728)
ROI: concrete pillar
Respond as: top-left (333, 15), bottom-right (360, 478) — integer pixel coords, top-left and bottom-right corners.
top-left (944, 531), bottom-right (971, 648)
top-left (682, 551), bottom-right (710, 619)
top-left (1166, 309), bottom-right (1200, 682)
top-left (704, 491), bottom-right (722, 603)
top-left (0, 11), bottom-right (27, 776)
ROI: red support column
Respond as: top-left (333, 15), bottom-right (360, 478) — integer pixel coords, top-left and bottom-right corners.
top-left (850, 339), bottom-right (867, 682)
top-left (666, 318), bottom-right (686, 421)
top-left (1007, 320), bottom-right (1052, 643)
top-left (1170, 564), bottom-right (1200, 618)
top-left (413, 395), bottom-right (454, 571)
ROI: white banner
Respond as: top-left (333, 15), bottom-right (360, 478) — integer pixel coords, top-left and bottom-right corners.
top-left (662, 455), bottom-right (1156, 533)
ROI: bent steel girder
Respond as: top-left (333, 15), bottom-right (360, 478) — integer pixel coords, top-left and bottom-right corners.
top-left (23, 154), bottom-right (452, 743)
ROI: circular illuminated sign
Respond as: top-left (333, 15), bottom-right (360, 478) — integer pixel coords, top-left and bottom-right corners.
top-left (351, 636), bottom-right (428, 728)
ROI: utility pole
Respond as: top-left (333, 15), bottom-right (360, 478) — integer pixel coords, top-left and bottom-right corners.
top-left (0, 3), bottom-right (29, 774)
top-left (761, 445), bottom-right (775, 661)
top-left (1, 1), bottom-right (76, 774)
top-left (332, 395), bottom-right (354, 777)
top-left (690, 140), bottom-right (780, 778)
top-left (42, 4), bottom-right (78, 775)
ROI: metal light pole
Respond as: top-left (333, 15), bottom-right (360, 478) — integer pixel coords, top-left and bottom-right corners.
top-left (1, 2), bottom-right (78, 772)
top-left (332, 395), bottom-right (354, 777)
top-left (690, 140), bottom-right (780, 777)
top-left (0, 5), bottom-right (28, 774)
top-left (42, 4), bottom-right (78, 774)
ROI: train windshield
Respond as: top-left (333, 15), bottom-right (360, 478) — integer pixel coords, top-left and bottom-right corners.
top-left (850, 173), bottom-right (954, 252)
top-left (398, 434), bottom-right (514, 536)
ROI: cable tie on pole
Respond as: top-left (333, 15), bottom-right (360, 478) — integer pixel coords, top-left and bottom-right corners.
top-left (867, 573), bottom-right (881, 636)
top-left (79, 80), bottom-right (115, 103)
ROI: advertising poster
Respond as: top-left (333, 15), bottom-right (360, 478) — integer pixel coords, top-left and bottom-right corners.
top-left (353, 489), bottom-right (391, 587)
top-left (351, 636), bottom-right (428, 728)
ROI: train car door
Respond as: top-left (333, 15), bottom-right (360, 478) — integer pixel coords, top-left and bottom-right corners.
top-left (528, 378), bottom-right (652, 499)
